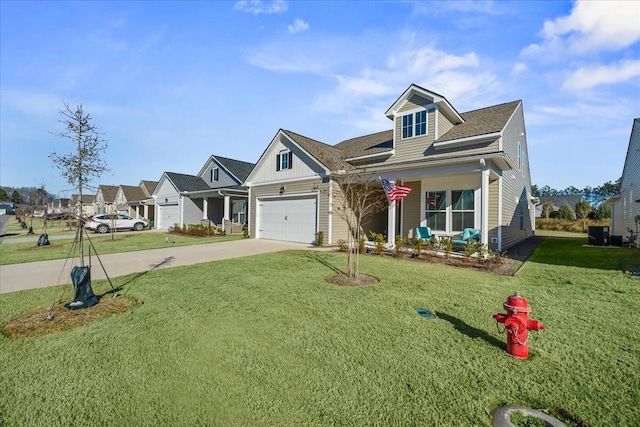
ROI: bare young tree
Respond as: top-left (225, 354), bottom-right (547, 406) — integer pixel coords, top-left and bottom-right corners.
top-left (50, 102), bottom-right (109, 266)
top-left (331, 169), bottom-right (388, 279)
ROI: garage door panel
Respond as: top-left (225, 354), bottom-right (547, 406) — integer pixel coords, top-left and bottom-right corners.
top-left (158, 204), bottom-right (179, 230)
top-left (258, 197), bottom-right (317, 244)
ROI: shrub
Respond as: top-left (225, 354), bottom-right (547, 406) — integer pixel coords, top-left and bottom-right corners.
top-left (337, 239), bottom-right (348, 252)
top-left (358, 236), bottom-right (365, 254)
top-left (394, 236), bottom-right (406, 257)
top-left (440, 236), bottom-right (453, 259)
top-left (410, 238), bottom-right (424, 258)
top-left (169, 223), bottom-right (225, 236)
top-left (242, 226), bottom-right (249, 238)
top-left (316, 231), bottom-right (324, 246)
top-left (369, 231), bottom-right (386, 255)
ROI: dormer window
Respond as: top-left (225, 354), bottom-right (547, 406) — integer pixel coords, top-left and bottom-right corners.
top-left (276, 151), bottom-right (293, 171)
top-left (211, 167), bottom-right (219, 182)
top-left (402, 109), bottom-right (428, 139)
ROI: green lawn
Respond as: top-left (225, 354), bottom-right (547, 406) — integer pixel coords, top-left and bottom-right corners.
top-left (1, 237), bottom-right (638, 426)
top-left (2, 216), bottom-right (78, 238)
top-left (0, 232), bottom-right (244, 265)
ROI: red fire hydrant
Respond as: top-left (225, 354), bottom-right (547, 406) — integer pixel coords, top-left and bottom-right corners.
top-left (493, 292), bottom-right (544, 359)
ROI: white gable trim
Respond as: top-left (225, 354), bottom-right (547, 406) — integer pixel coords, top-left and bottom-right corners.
top-left (385, 84), bottom-right (464, 125)
top-left (245, 129), bottom-right (331, 185)
top-left (196, 156), bottom-right (241, 185)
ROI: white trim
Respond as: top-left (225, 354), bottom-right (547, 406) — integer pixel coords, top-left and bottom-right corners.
top-left (247, 175), bottom-right (322, 187)
top-left (481, 167), bottom-right (490, 245)
top-left (498, 176), bottom-right (503, 252)
top-left (433, 132), bottom-right (502, 149)
top-left (328, 179), bottom-right (333, 244)
top-left (356, 152), bottom-right (515, 175)
top-left (245, 130), bottom-right (331, 184)
top-left (344, 150), bottom-right (394, 162)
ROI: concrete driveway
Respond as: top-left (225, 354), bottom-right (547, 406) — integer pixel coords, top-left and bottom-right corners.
top-left (0, 239), bottom-right (323, 294)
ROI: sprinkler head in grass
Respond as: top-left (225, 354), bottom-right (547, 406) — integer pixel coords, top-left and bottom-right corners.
top-left (416, 308), bottom-right (435, 319)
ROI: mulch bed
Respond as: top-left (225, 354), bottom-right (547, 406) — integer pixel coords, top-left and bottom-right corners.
top-left (2, 295), bottom-right (139, 339)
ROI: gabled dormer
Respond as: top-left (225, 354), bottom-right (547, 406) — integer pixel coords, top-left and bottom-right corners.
top-left (196, 155), bottom-right (255, 189)
top-left (384, 85), bottom-right (464, 164)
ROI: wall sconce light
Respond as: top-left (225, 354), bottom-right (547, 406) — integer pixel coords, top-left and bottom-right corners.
top-left (165, 198), bottom-right (168, 203)
top-left (279, 186), bottom-right (285, 195)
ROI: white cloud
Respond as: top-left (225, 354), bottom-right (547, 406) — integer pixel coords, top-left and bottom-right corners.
top-left (525, 0), bottom-right (640, 57)
top-left (512, 62), bottom-right (528, 75)
top-left (288, 18), bottom-right (309, 34)
top-left (563, 59), bottom-right (640, 91)
top-left (233, 0), bottom-right (288, 15)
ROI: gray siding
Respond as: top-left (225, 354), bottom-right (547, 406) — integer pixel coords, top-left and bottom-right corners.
top-left (437, 110), bottom-right (455, 139)
top-left (182, 196), bottom-right (203, 226)
top-left (613, 120), bottom-right (640, 237)
top-left (488, 178), bottom-right (499, 251)
top-left (497, 102), bottom-right (535, 250)
top-left (198, 158), bottom-right (240, 188)
top-left (401, 181), bottom-right (421, 238)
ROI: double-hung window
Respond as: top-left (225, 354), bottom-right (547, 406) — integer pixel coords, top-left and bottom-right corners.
top-left (402, 109), bottom-right (428, 139)
top-left (451, 189), bottom-right (475, 231)
top-left (211, 167), bottom-right (219, 182)
top-left (415, 110), bottom-right (427, 136)
top-left (425, 191), bottom-right (446, 231)
top-left (402, 114), bottom-right (413, 138)
top-left (276, 151), bottom-right (293, 171)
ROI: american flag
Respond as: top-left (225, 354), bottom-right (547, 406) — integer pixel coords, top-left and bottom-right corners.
top-left (381, 178), bottom-right (411, 201)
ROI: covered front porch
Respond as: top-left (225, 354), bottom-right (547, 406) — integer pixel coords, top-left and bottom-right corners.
top-left (181, 188), bottom-right (248, 234)
top-left (367, 159), bottom-right (505, 251)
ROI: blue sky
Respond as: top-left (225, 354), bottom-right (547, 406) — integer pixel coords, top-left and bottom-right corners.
top-left (1, 0), bottom-right (639, 198)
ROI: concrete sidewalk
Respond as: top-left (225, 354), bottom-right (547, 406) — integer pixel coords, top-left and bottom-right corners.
top-left (0, 239), bottom-right (323, 294)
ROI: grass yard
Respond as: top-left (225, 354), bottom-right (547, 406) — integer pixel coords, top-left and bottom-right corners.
top-left (2, 216), bottom-right (78, 238)
top-left (0, 232), bottom-right (244, 265)
top-left (1, 237), bottom-right (638, 426)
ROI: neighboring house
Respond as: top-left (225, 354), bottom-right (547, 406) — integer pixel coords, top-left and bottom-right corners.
top-left (126, 180), bottom-right (158, 223)
top-left (245, 84), bottom-right (536, 251)
top-left (68, 194), bottom-right (96, 216)
top-left (94, 185), bottom-right (119, 214)
top-left (609, 118), bottom-right (640, 245)
top-left (152, 155), bottom-right (254, 231)
top-left (535, 195), bottom-right (583, 218)
top-left (114, 180), bottom-right (158, 222)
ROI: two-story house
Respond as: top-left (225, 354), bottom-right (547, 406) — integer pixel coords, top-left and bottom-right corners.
top-left (152, 155), bottom-right (255, 232)
top-left (245, 84), bottom-right (535, 252)
top-left (609, 118), bottom-right (640, 246)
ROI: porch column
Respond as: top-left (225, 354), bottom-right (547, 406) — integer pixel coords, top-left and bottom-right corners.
top-left (202, 197), bottom-right (209, 220)
top-left (481, 164), bottom-right (490, 245)
top-left (143, 204), bottom-right (149, 220)
top-left (387, 185), bottom-right (396, 248)
top-left (222, 195), bottom-right (231, 233)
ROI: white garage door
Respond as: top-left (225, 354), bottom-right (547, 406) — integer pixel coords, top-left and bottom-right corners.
top-left (258, 196), bottom-right (317, 244)
top-left (157, 203), bottom-right (179, 230)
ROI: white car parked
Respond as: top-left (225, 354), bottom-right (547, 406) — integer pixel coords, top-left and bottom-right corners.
top-left (85, 214), bottom-right (148, 234)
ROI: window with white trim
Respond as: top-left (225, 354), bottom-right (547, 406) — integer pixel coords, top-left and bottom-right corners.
top-left (232, 200), bottom-right (246, 224)
top-left (415, 110), bottom-right (427, 136)
top-left (402, 109), bottom-right (428, 139)
top-left (402, 114), bottom-right (413, 138)
top-left (425, 191), bottom-right (446, 231)
top-left (211, 167), bottom-right (219, 182)
top-left (276, 151), bottom-right (293, 171)
top-left (452, 189), bottom-right (475, 231)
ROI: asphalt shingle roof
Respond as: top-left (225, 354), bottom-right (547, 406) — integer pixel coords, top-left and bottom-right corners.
top-left (165, 172), bottom-right (210, 192)
top-left (282, 130), bottom-right (351, 171)
top-left (119, 185), bottom-right (148, 202)
top-left (214, 156), bottom-right (255, 183)
top-left (438, 100), bottom-right (521, 143)
top-left (140, 180), bottom-right (158, 196)
top-left (97, 185), bottom-right (119, 202)
top-left (334, 130), bottom-right (394, 158)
